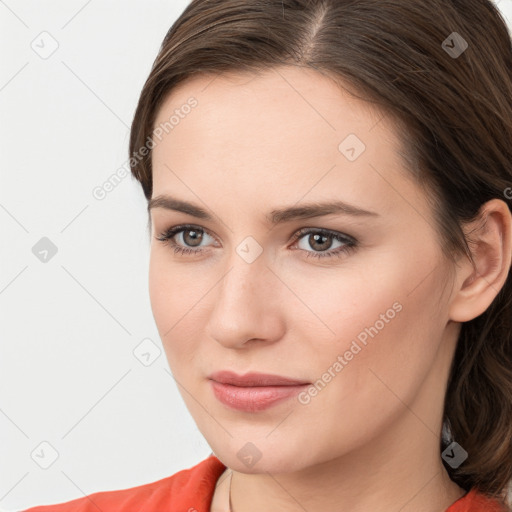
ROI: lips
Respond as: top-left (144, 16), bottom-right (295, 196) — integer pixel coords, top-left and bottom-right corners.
top-left (208, 371), bottom-right (312, 412)
top-left (208, 370), bottom-right (310, 387)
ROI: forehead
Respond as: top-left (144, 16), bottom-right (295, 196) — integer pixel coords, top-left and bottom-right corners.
top-left (150, 66), bottom-right (425, 222)
top-left (153, 66), bottom-right (388, 142)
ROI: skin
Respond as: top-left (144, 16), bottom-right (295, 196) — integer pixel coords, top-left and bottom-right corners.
top-left (147, 66), bottom-right (512, 512)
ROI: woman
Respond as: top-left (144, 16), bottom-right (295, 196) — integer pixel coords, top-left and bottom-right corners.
top-left (23, 0), bottom-right (512, 510)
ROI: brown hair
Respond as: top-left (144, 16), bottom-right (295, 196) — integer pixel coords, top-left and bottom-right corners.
top-left (128, 0), bottom-right (512, 506)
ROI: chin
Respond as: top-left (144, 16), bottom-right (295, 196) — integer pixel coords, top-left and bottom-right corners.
top-left (211, 439), bottom-right (318, 475)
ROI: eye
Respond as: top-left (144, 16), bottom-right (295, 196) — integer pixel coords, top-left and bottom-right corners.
top-left (155, 224), bottom-right (215, 257)
top-left (155, 224), bottom-right (358, 260)
top-left (291, 228), bottom-right (357, 259)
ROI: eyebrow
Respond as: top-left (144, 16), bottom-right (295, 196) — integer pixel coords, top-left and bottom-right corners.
top-left (147, 194), bottom-right (380, 224)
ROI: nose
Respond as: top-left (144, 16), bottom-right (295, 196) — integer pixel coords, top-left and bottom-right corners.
top-left (205, 250), bottom-right (285, 349)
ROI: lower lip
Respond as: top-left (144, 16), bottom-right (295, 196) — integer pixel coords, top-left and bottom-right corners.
top-left (210, 380), bottom-right (310, 412)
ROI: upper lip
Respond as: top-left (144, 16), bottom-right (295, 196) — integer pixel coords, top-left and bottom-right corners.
top-left (208, 370), bottom-right (310, 387)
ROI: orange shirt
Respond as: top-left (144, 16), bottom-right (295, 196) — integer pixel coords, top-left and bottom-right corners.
top-left (21, 454), bottom-right (507, 512)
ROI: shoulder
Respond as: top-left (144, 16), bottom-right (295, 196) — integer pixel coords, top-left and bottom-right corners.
top-left (20, 454), bottom-right (227, 512)
top-left (445, 487), bottom-right (510, 512)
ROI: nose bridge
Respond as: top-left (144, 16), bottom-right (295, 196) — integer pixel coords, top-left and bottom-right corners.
top-left (218, 241), bottom-right (269, 307)
top-left (206, 240), bottom-right (282, 346)
top-left (216, 226), bottom-right (268, 291)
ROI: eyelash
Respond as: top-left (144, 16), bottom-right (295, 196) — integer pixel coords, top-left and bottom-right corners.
top-left (155, 224), bottom-right (358, 260)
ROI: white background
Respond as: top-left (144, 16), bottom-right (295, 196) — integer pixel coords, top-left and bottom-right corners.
top-left (1, 1), bottom-right (511, 510)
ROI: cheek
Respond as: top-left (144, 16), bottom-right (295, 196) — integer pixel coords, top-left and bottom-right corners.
top-left (148, 250), bottom-right (203, 367)
top-left (301, 253), bottom-right (448, 422)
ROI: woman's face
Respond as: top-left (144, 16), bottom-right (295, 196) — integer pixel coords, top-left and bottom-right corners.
top-left (148, 66), bottom-right (460, 474)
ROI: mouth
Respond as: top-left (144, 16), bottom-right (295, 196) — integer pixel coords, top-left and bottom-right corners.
top-left (208, 370), bottom-right (311, 387)
top-left (208, 370), bottom-right (311, 412)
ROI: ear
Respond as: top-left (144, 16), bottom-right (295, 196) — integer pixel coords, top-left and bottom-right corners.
top-left (449, 198), bottom-right (512, 323)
